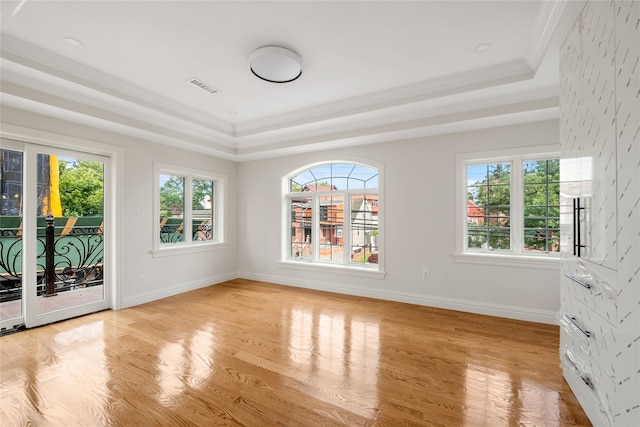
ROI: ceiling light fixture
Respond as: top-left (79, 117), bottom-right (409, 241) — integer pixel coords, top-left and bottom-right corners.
top-left (249, 46), bottom-right (302, 83)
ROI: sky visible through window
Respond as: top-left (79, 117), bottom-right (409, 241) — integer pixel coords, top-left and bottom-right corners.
top-left (466, 163), bottom-right (510, 186)
top-left (291, 163), bottom-right (378, 191)
top-left (467, 162), bottom-right (547, 185)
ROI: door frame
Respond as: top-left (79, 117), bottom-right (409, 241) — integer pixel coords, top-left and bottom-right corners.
top-left (1, 124), bottom-right (123, 328)
top-left (24, 144), bottom-right (111, 327)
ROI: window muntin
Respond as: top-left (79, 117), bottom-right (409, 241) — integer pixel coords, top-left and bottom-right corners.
top-left (350, 195), bottom-right (379, 264)
top-left (290, 163), bottom-right (378, 192)
top-left (466, 163), bottom-right (511, 250)
top-left (286, 162), bottom-right (380, 268)
top-left (523, 159), bottom-right (560, 252)
top-left (192, 178), bottom-right (214, 242)
top-left (155, 164), bottom-right (224, 252)
top-left (318, 195), bottom-right (344, 264)
top-left (290, 196), bottom-right (313, 260)
top-left (463, 154), bottom-right (559, 256)
top-left (159, 174), bottom-right (185, 244)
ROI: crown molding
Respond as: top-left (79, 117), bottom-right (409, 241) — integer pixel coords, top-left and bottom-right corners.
top-left (2, 32), bottom-right (544, 144)
top-left (234, 98), bottom-right (559, 161)
top-left (235, 0), bottom-right (575, 137)
top-left (0, 1), bottom-right (574, 162)
top-left (1, 58), bottom-right (236, 149)
top-left (526, 0), bottom-right (567, 71)
top-left (0, 34), bottom-right (235, 136)
top-left (0, 0), bottom-right (26, 20)
top-left (527, 0), bottom-right (587, 72)
top-left (235, 59), bottom-right (534, 137)
top-left (233, 85), bottom-right (560, 149)
top-left (1, 85), bottom-right (238, 160)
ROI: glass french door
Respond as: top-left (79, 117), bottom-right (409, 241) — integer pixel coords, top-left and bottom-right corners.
top-left (0, 139), bottom-right (111, 330)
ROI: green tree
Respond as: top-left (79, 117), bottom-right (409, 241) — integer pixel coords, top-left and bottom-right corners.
top-left (466, 160), bottom-right (560, 252)
top-left (59, 160), bottom-right (104, 216)
top-left (290, 180), bottom-right (331, 192)
top-left (467, 163), bottom-right (511, 250)
top-left (159, 175), bottom-right (184, 219)
top-left (523, 159), bottom-right (560, 251)
top-left (192, 179), bottom-right (213, 210)
top-left (160, 176), bottom-right (213, 218)
top-left (468, 163), bottom-right (511, 210)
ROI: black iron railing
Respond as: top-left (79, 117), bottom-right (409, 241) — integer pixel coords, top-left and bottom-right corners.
top-left (0, 214), bottom-right (104, 303)
top-left (0, 226), bottom-right (22, 302)
top-left (160, 219), bottom-right (212, 243)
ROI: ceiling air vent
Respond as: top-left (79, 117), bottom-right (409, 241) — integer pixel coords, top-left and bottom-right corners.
top-left (187, 78), bottom-right (220, 94)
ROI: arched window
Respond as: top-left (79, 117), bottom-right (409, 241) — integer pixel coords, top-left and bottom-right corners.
top-left (285, 162), bottom-right (381, 269)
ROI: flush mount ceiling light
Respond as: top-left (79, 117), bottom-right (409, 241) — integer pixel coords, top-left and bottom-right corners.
top-left (249, 46), bottom-right (302, 83)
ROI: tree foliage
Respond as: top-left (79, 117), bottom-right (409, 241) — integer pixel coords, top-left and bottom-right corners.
top-left (59, 160), bottom-right (104, 216)
top-left (192, 179), bottom-right (213, 210)
top-left (467, 162), bottom-right (511, 250)
top-left (290, 180), bottom-right (331, 192)
top-left (160, 175), bottom-right (184, 219)
top-left (466, 160), bottom-right (560, 252)
top-left (159, 176), bottom-right (212, 218)
top-left (468, 162), bottom-right (511, 214)
top-left (523, 159), bottom-right (560, 251)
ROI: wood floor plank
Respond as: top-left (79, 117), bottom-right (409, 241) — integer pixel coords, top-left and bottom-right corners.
top-left (1, 279), bottom-right (591, 426)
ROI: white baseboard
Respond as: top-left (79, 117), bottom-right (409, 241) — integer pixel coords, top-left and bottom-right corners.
top-left (238, 271), bottom-right (557, 325)
top-left (122, 272), bottom-right (238, 308)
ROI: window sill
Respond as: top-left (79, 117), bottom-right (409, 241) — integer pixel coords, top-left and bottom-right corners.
top-left (276, 260), bottom-right (386, 280)
top-left (453, 251), bottom-right (560, 270)
top-left (151, 242), bottom-right (230, 258)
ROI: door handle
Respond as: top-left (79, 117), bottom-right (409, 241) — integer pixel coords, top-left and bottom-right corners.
top-left (572, 198), bottom-right (585, 257)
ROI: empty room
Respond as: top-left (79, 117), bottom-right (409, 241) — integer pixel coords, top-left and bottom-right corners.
top-left (0, 1), bottom-right (638, 426)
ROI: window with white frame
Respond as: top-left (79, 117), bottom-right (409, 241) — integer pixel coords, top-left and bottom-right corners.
top-left (154, 163), bottom-right (225, 252)
top-left (458, 148), bottom-right (560, 258)
top-left (285, 162), bottom-right (381, 269)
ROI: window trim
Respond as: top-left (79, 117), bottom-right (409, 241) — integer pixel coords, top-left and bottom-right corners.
top-left (282, 158), bottom-right (385, 276)
top-left (455, 145), bottom-right (560, 265)
top-left (152, 162), bottom-right (226, 257)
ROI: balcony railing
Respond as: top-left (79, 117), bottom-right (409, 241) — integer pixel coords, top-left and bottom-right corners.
top-left (159, 218), bottom-right (213, 243)
top-left (0, 215), bottom-right (104, 303)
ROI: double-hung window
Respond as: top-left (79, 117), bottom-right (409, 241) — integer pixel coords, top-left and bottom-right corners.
top-left (153, 163), bottom-right (225, 255)
top-left (284, 161), bottom-right (382, 272)
top-left (456, 147), bottom-right (560, 264)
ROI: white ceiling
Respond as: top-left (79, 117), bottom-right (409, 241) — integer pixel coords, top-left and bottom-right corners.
top-left (0, 1), bottom-right (584, 161)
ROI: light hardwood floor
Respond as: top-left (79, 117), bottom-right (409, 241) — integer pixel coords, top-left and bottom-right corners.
top-left (1, 279), bottom-right (590, 426)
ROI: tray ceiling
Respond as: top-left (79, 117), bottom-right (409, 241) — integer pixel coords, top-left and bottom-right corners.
top-left (0, 1), bottom-right (584, 160)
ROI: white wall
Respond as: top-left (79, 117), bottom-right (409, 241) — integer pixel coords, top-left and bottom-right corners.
top-left (1, 106), bottom-right (238, 309)
top-left (238, 120), bottom-right (561, 323)
top-left (1, 105), bottom-right (561, 323)
top-left (119, 134), bottom-right (238, 307)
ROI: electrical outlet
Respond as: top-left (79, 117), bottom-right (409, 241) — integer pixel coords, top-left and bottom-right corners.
top-left (422, 269), bottom-right (430, 279)
top-left (140, 275), bottom-right (146, 285)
